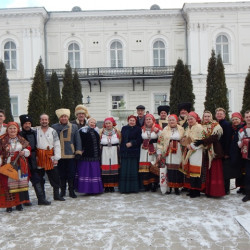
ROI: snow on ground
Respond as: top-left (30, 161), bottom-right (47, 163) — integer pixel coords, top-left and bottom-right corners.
top-left (0, 184), bottom-right (250, 250)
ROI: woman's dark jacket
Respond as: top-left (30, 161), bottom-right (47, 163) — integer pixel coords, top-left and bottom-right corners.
top-left (120, 125), bottom-right (142, 158)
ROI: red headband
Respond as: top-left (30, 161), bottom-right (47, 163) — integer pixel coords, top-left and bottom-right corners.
top-left (188, 111), bottom-right (201, 124)
top-left (7, 122), bottom-right (20, 132)
top-left (231, 112), bottom-right (243, 122)
top-left (168, 114), bottom-right (178, 121)
top-left (127, 115), bottom-right (137, 122)
top-left (103, 117), bottom-right (117, 127)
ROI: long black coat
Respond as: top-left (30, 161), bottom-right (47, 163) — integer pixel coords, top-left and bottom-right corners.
top-left (219, 119), bottom-right (231, 156)
top-left (120, 125), bottom-right (142, 158)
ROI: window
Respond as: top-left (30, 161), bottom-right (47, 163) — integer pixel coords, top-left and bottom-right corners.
top-left (153, 40), bottom-right (165, 66)
top-left (216, 35), bottom-right (229, 63)
top-left (68, 43), bottom-right (80, 68)
top-left (4, 41), bottom-right (17, 70)
top-left (154, 93), bottom-right (168, 113)
top-left (227, 89), bottom-right (232, 112)
top-left (110, 41), bottom-right (123, 67)
top-left (112, 95), bottom-right (124, 109)
top-left (10, 96), bottom-right (18, 116)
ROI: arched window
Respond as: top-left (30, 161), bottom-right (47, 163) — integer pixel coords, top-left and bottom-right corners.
top-left (110, 41), bottom-right (123, 67)
top-left (153, 40), bottom-right (165, 66)
top-left (216, 35), bottom-right (229, 63)
top-left (68, 43), bottom-right (80, 68)
top-left (4, 41), bottom-right (17, 70)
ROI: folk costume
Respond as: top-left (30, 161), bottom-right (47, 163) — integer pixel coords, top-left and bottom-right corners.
top-left (76, 118), bottom-right (103, 194)
top-left (139, 114), bottom-right (162, 191)
top-left (199, 113), bottom-right (225, 197)
top-left (156, 105), bottom-right (170, 129)
top-left (100, 117), bottom-right (121, 192)
top-left (157, 115), bottom-right (184, 193)
top-left (36, 126), bottom-right (64, 201)
top-left (119, 115), bottom-right (142, 193)
top-left (180, 112), bottom-right (206, 198)
top-left (52, 109), bottom-right (82, 198)
top-left (178, 102), bottom-right (192, 130)
top-left (0, 122), bottom-right (30, 211)
top-left (238, 124), bottom-right (250, 202)
top-left (71, 104), bottom-right (90, 129)
top-left (19, 114), bottom-right (51, 205)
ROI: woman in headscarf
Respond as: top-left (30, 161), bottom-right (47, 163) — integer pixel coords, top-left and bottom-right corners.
top-left (76, 118), bottom-right (103, 194)
top-left (0, 122), bottom-right (30, 213)
top-left (230, 112), bottom-right (245, 194)
top-left (119, 115), bottom-right (142, 193)
top-left (180, 112), bottom-right (205, 198)
top-left (100, 117), bottom-right (121, 192)
top-left (195, 111), bottom-right (225, 197)
top-left (139, 114), bottom-right (162, 192)
top-left (157, 114), bottom-right (184, 195)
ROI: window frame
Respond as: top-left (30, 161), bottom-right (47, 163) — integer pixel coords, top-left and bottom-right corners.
top-left (110, 40), bottom-right (123, 68)
top-left (68, 42), bottom-right (80, 68)
top-left (153, 40), bottom-right (166, 67)
top-left (4, 41), bottom-right (17, 70)
top-left (215, 34), bottom-right (230, 64)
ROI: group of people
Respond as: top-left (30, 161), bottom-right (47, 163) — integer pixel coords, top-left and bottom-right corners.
top-left (0, 101), bottom-right (250, 213)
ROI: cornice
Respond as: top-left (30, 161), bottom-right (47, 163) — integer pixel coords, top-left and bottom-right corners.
top-left (183, 2), bottom-right (250, 13)
top-left (0, 7), bottom-right (48, 19)
top-left (49, 9), bottom-right (182, 21)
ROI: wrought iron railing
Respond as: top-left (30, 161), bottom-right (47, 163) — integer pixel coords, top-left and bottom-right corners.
top-left (45, 66), bottom-right (189, 81)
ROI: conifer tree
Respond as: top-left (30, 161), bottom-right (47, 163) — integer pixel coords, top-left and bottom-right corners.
top-left (169, 59), bottom-right (195, 114)
top-left (61, 61), bottom-right (75, 120)
top-left (204, 50), bottom-right (217, 117)
top-left (48, 71), bottom-right (62, 124)
top-left (241, 66), bottom-right (250, 115)
top-left (215, 54), bottom-right (229, 119)
top-left (0, 60), bottom-right (13, 122)
top-left (72, 70), bottom-right (83, 107)
top-left (27, 58), bottom-right (48, 125)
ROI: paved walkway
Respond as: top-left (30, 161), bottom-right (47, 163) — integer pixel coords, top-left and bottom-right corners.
top-left (0, 185), bottom-right (250, 249)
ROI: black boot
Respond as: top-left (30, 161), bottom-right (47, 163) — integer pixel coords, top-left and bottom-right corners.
top-left (54, 188), bottom-right (65, 201)
top-left (16, 204), bottom-right (23, 211)
top-left (34, 182), bottom-right (51, 205)
top-left (166, 188), bottom-right (172, 194)
top-left (174, 188), bottom-right (180, 195)
top-left (151, 183), bottom-right (158, 192)
top-left (60, 178), bottom-right (67, 197)
top-left (68, 179), bottom-right (77, 198)
top-left (6, 207), bottom-right (12, 213)
top-left (242, 195), bottom-right (250, 202)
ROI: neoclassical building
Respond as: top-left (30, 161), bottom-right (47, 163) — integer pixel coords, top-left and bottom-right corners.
top-left (1, 2), bottom-right (250, 122)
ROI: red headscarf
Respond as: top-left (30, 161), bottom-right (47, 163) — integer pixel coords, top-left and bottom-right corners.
top-left (188, 111), bottom-right (201, 124)
top-left (168, 114), bottom-right (178, 121)
top-left (103, 117), bottom-right (117, 128)
top-left (142, 114), bottom-right (161, 132)
top-left (145, 114), bottom-right (156, 123)
top-left (127, 115), bottom-right (137, 122)
top-left (231, 112), bottom-right (243, 122)
top-left (7, 121), bottom-right (20, 132)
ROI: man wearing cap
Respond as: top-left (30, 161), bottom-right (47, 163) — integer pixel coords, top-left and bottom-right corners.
top-left (19, 114), bottom-right (51, 205)
top-left (71, 104), bottom-right (90, 129)
top-left (36, 113), bottom-right (65, 202)
top-left (52, 108), bottom-right (82, 198)
top-left (0, 109), bottom-right (7, 136)
top-left (178, 102), bottom-right (192, 130)
top-left (136, 105), bottom-right (146, 127)
top-left (157, 105), bottom-right (170, 129)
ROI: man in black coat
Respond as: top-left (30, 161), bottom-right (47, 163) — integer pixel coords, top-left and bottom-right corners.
top-left (19, 115), bottom-right (51, 205)
top-left (215, 108), bottom-right (232, 194)
top-left (136, 105), bottom-right (146, 127)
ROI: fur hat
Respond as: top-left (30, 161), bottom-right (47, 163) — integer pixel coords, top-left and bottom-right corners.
top-left (75, 104), bottom-right (90, 118)
top-left (19, 114), bottom-right (33, 127)
top-left (178, 102), bottom-right (192, 113)
top-left (55, 108), bottom-right (70, 119)
top-left (157, 105), bottom-right (170, 115)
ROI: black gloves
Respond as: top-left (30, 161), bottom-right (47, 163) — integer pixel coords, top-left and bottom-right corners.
top-left (75, 154), bottom-right (82, 160)
top-left (193, 140), bottom-right (204, 147)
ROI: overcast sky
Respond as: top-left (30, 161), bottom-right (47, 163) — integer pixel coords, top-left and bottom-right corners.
top-left (0, 0), bottom-right (249, 11)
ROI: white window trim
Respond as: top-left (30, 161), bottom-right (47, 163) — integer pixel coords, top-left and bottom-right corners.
top-left (109, 93), bottom-right (126, 111)
top-left (10, 94), bottom-right (20, 117)
top-left (152, 92), bottom-right (168, 115)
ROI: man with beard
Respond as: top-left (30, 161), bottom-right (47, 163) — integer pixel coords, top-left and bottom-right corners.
top-left (178, 102), bottom-right (192, 130)
top-left (156, 105), bottom-right (170, 129)
top-left (36, 114), bottom-right (65, 201)
top-left (52, 109), bottom-right (82, 198)
top-left (19, 114), bottom-right (51, 205)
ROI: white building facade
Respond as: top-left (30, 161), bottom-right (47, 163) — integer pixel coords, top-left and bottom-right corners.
top-left (1, 2), bottom-right (250, 122)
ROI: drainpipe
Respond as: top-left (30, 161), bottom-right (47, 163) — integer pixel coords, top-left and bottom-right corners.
top-left (44, 11), bottom-right (50, 69)
top-left (181, 8), bottom-right (188, 65)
